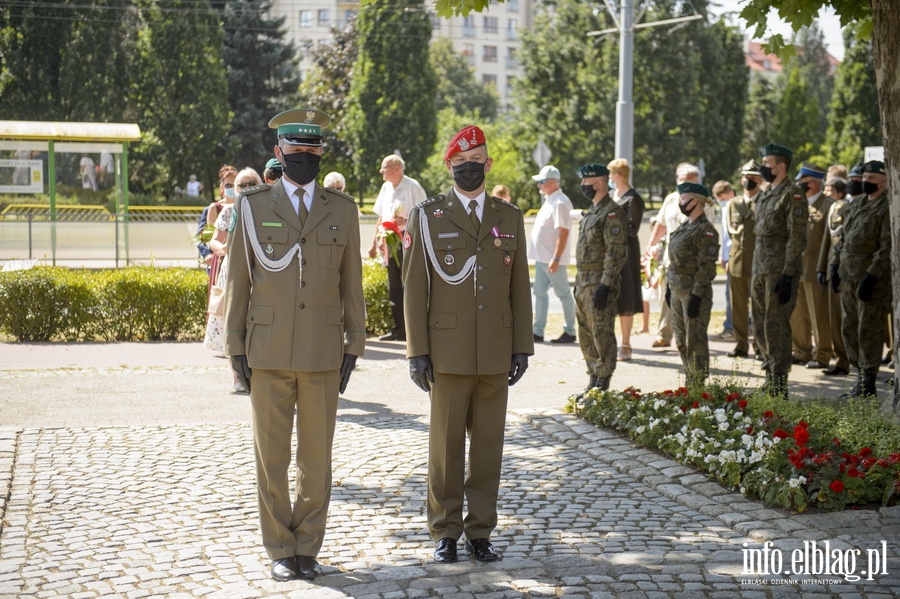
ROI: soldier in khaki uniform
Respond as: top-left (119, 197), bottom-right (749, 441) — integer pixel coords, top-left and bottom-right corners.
top-left (725, 160), bottom-right (761, 358)
top-left (751, 144), bottom-right (808, 398)
top-left (403, 126), bottom-right (533, 564)
top-left (830, 160), bottom-right (892, 398)
top-left (815, 177), bottom-right (851, 376)
top-left (225, 108), bottom-right (366, 582)
top-left (666, 182), bottom-right (719, 386)
top-left (573, 163), bottom-right (628, 394)
top-left (789, 163), bottom-right (834, 369)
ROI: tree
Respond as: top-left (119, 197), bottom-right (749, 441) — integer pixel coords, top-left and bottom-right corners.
top-left (824, 23), bottom-right (881, 167)
top-left (771, 64), bottom-right (820, 165)
top-left (792, 23), bottom-right (834, 139)
top-left (430, 39), bottom-right (498, 120)
top-left (345, 0), bottom-right (437, 199)
top-left (740, 75), bottom-right (779, 162)
top-left (217, 0), bottom-right (300, 175)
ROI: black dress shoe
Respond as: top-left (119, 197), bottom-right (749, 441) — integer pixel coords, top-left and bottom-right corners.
top-left (296, 555), bottom-right (321, 579)
top-left (434, 537), bottom-right (458, 563)
top-left (727, 348), bottom-right (748, 358)
top-left (551, 332), bottom-right (577, 344)
top-left (465, 538), bottom-right (500, 562)
top-left (823, 366), bottom-right (849, 376)
top-left (805, 360), bottom-right (828, 369)
top-left (533, 334), bottom-right (544, 342)
top-left (271, 557), bottom-right (299, 581)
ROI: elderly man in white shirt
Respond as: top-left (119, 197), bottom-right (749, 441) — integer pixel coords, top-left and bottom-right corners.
top-left (369, 154), bottom-right (427, 341)
top-left (529, 165), bottom-right (577, 344)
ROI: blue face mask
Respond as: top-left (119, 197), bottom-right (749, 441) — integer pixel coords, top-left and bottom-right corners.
top-left (609, 180), bottom-right (617, 190)
top-left (224, 187), bottom-right (236, 200)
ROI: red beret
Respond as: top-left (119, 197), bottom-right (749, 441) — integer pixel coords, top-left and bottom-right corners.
top-left (444, 126), bottom-right (486, 161)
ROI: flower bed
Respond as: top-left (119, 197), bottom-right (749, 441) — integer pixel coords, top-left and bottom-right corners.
top-left (567, 383), bottom-right (900, 513)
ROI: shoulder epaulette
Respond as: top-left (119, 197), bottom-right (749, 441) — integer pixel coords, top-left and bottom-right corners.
top-left (323, 187), bottom-right (355, 202)
top-left (242, 183), bottom-right (271, 196)
top-left (418, 194), bottom-right (445, 208)
top-left (491, 196), bottom-right (521, 211)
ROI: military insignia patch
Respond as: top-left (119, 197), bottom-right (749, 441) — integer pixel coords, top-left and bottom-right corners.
top-left (793, 207), bottom-right (805, 217)
top-left (504, 254), bottom-right (512, 266)
top-left (793, 194), bottom-right (803, 200)
top-left (444, 254), bottom-right (455, 266)
top-left (707, 245), bottom-right (717, 255)
top-left (610, 226), bottom-right (621, 235)
top-left (607, 213), bottom-right (618, 218)
top-left (265, 243), bottom-right (274, 255)
top-left (458, 137), bottom-right (470, 151)
top-left (403, 231), bottom-right (412, 250)
top-left (704, 232), bottom-right (715, 238)
top-left (434, 208), bottom-right (444, 218)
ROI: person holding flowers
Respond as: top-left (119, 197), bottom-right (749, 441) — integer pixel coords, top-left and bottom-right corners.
top-left (369, 154), bottom-right (427, 341)
top-left (665, 182), bottom-right (719, 386)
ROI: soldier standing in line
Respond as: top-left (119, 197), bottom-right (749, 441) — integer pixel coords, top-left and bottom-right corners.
top-left (403, 125), bottom-right (533, 564)
top-left (830, 160), bottom-right (892, 398)
top-left (789, 163), bottom-right (834, 370)
top-left (225, 108), bottom-right (366, 582)
top-left (725, 160), bottom-right (761, 359)
top-left (815, 177), bottom-right (851, 376)
top-left (573, 163), bottom-right (628, 396)
top-left (751, 144), bottom-right (807, 398)
top-left (666, 182), bottom-right (719, 386)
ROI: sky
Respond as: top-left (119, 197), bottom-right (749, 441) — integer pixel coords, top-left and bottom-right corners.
top-left (708, 0), bottom-right (846, 61)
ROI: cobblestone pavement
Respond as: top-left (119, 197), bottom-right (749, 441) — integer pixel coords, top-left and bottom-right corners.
top-left (1, 341), bottom-right (899, 598)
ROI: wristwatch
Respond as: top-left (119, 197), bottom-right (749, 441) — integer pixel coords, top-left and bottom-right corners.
top-left (551, 256), bottom-right (560, 262)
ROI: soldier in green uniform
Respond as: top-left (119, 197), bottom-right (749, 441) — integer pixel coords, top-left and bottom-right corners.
top-left (224, 108), bottom-right (366, 581)
top-left (751, 144), bottom-right (808, 398)
top-left (726, 160), bottom-right (761, 358)
top-left (402, 126), bottom-right (533, 564)
top-left (666, 182), bottom-right (719, 386)
top-left (830, 160), bottom-right (892, 397)
top-left (573, 163), bottom-right (628, 395)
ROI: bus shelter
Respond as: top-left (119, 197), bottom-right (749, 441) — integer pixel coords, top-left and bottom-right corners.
top-left (0, 120), bottom-right (141, 265)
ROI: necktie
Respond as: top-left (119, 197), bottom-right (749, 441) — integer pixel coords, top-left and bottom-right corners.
top-left (298, 190), bottom-right (309, 227)
top-left (468, 199), bottom-right (480, 232)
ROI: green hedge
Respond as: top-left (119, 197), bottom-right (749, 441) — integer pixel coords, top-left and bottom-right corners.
top-left (0, 262), bottom-right (393, 342)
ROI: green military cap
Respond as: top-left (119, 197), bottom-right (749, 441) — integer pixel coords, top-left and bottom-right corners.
top-left (863, 160), bottom-right (886, 175)
top-left (795, 162), bottom-right (826, 181)
top-left (577, 163), bottom-right (609, 178)
top-left (265, 158), bottom-right (283, 171)
top-left (268, 108), bottom-right (331, 146)
top-left (676, 181), bottom-right (710, 197)
top-left (759, 144), bottom-right (793, 160)
top-left (740, 160), bottom-right (761, 176)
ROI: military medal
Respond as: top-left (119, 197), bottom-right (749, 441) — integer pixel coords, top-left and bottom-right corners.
top-left (503, 254), bottom-right (512, 266)
top-left (265, 243), bottom-right (274, 254)
top-left (433, 209), bottom-right (444, 218)
top-left (494, 238), bottom-right (502, 247)
top-left (445, 254), bottom-right (455, 266)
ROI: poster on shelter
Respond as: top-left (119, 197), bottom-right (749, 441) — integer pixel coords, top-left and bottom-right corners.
top-left (0, 159), bottom-right (44, 193)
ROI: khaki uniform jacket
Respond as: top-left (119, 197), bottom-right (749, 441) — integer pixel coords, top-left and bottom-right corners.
top-left (816, 197), bottom-right (848, 277)
top-left (725, 193), bottom-right (757, 278)
top-left (832, 192), bottom-right (892, 280)
top-left (752, 179), bottom-right (808, 277)
top-left (403, 190), bottom-right (534, 375)
top-left (798, 193), bottom-right (833, 281)
top-left (667, 214), bottom-right (719, 298)
top-left (224, 179), bottom-right (366, 371)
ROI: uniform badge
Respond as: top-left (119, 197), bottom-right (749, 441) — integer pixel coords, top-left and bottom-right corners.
top-left (403, 231), bottom-right (412, 250)
top-left (607, 213), bottom-right (618, 218)
top-left (265, 243), bottom-right (274, 254)
top-left (793, 206), bottom-right (805, 217)
top-left (610, 226), bottom-right (621, 235)
top-left (458, 137), bottom-right (470, 151)
top-left (447, 200), bottom-right (453, 207)
top-left (704, 232), bottom-right (715, 238)
top-left (707, 245), bottom-right (717, 255)
top-left (433, 208), bottom-right (444, 218)
top-left (503, 254), bottom-right (512, 266)
top-left (330, 225), bottom-right (339, 230)
top-left (444, 254), bottom-right (455, 266)
top-left (494, 238), bottom-right (502, 247)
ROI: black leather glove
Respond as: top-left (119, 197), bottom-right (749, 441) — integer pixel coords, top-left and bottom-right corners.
top-left (665, 286), bottom-right (671, 308)
top-left (409, 355), bottom-right (434, 392)
top-left (687, 294), bottom-right (702, 318)
top-left (339, 354), bottom-right (357, 394)
top-left (816, 271), bottom-right (827, 292)
top-left (509, 353), bottom-right (529, 386)
top-left (593, 283), bottom-right (611, 311)
top-left (829, 264), bottom-right (840, 294)
top-left (230, 355), bottom-right (252, 394)
top-left (858, 273), bottom-right (878, 302)
top-left (773, 274), bottom-right (793, 305)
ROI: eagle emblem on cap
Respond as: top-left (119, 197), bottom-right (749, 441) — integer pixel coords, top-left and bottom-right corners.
top-left (305, 110), bottom-right (316, 122)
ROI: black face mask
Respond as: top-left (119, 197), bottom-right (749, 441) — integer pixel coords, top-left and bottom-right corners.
top-left (452, 161), bottom-right (486, 192)
top-left (679, 198), bottom-right (696, 216)
top-left (759, 164), bottom-right (777, 183)
top-left (281, 151), bottom-right (321, 185)
top-left (741, 179), bottom-right (758, 191)
top-left (863, 181), bottom-right (880, 196)
top-left (580, 184), bottom-right (596, 200)
top-left (798, 181), bottom-right (811, 194)
top-left (846, 179), bottom-right (863, 196)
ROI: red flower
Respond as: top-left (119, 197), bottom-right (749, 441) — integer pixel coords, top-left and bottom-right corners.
top-left (859, 447), bottom-right (873, 457)
top-left (680, 405), bottom-right (688, 413)
top-left (746, 426), bottom-right (754, 434)
top-left (773, 428), bottom-right (791, 439)
top-left (788, 450), bottom-right (806, 469)
top-left (829, 480), bottom-right (845, 493)
top-left (702, 392), bottom-right (710, 400)
top-left (762, 410), bottom-right (774, 420)
top-left (691, 401), bottom-right (699, 409)
top-left (797, 420), bottom-right (809, 429)
top-left (847, 467), bottom-right (864, 479)
top-left (832, 437), bottom-right (841, 448)
top-left (793, 425), bottom-right (810, 447)
top-left (738, 399), bottom-right (748, 410)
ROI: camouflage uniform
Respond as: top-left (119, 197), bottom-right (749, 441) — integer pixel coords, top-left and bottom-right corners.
top-left (668, 214), bottom-right (719, 385)
top-left (832, 190), bottom-right (892, 393)
top-left (574, 195), bottom-right (627, 384)
top-left (751, 179), bottom-right (808, 390)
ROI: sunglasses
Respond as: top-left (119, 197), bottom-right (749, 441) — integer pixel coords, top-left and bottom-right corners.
top-left (237, 182), bottom-right (255, 189)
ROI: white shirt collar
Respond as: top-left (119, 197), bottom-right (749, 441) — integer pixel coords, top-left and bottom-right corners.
top-left (456, 189), bottom-right (486, 220)
top-left (281, 176), bottom-right (316, 213)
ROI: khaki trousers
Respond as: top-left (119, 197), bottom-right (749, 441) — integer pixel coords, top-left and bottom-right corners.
top-left (427, 371), bottom-right (508, 542)
top-left (250, 368), bottom-right (339, 560)
top-left (790, 280), bottom-right (832, 363)
top-left (730, 275), bottom-right (751, 354)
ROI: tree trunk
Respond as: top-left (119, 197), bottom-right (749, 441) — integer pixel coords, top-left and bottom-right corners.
top-left (870, 0), bottom-right (900, 408)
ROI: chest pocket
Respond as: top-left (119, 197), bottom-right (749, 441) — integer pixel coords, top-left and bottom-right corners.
top-left (494, 238), bottom-right (517, 275)
top-left (434, 234), bottom-right (468, 277)
top-left (317, 229), bottom-right (347, 269)
top-left (258, 227), bottom-right (291, 260)
top-left (760, 202), bottom-right (786, 236)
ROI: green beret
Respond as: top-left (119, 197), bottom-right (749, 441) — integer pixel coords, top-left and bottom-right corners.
top-left (268, 108), bottom-right (331, 146)
top-left (265, 158), bottom-right (283, 171)
top-left (577, 163), bottom-right (609, 178)
top-left (759, 143), bottom-right (793, 160)
top-left (863, 160), bottom-right (885, 175)
top-left (676, 182), bottom-right (710, 197)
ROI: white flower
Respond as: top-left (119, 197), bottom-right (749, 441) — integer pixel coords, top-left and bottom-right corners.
top-left (741, 434), bottom-right (753, 446)
top-left (635, 425), bottom-right (646, 434)
top-left (733, 411), bottom-right (743, 419)
top-left (715, 410), bottom-right (727, 423)
top-left (788, 478), bottom-right (802, 488)
top-left (718, 422), bottom-right (729, 431)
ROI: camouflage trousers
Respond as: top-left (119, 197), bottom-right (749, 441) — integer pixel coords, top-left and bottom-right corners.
top-left (751, 272), bottom-right (800, 376)
top-left (670, 288), bottom-right (712, 385)
top-left (575, 284), bottom-right (620, 377)
top-left (839, 275), bottom-right (892, 375)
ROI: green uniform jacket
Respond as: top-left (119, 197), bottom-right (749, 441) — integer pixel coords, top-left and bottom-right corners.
top-left (667, 214), bottom-right (719, 298)
top-left (574, 195), bottom-right (628, 289)
top-left (832, 192), bottom-right (892, 279)
top-left (752, 179), bottom-right (808, 276)
top-left (816, 198), bottom-right (848, 276)
top-left (725, 193), bottom-right (757, 278)
top-left (403, 190), bottom-right (534, 375)
top-left (799, 193), bottom-right (833, 281)
top-left (223, 179), bottom-right (366, 370)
